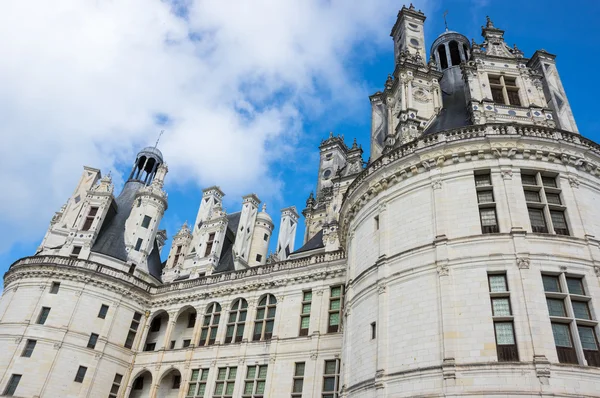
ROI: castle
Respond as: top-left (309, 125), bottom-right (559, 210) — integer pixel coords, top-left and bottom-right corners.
top-left (2, 4), bottom-right (600, 397)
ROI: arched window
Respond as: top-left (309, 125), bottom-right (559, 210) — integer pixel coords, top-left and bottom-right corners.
top-left (253, 294), bottom-right (277, 341)
top-left (449, 41), bottom-right (461, 66)
top-left (437, 45), bottom-right (448, 69)
top-left (225, 298), bottom-right (248, 344)
top-left (199, 302), bottom-right (221, 346)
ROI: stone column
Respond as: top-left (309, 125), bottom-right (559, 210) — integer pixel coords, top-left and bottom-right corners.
top-left (458, 43), bottom-right (466, 63)
top-left (161, 311), bottom-right (178, 350)
top-left (444, 43), bottom-right (451, 67)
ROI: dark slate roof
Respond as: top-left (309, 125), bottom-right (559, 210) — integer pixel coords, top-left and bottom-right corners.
top-left (424, 66), bottom-right (470, 135)
top-left (293, 229), bottom-right (324, 254)
top-left (213, 212), bottom-right (242, 273)
top-left (91, 180), bottom-right (162, 281)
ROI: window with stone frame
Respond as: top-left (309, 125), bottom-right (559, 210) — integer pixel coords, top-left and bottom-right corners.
top-left (21, 339), bottom-right (36, 358)
top-left (488, 74), bottom-right (521, 106)
top-left (108, 373), bottom-right (123, 398)
top-left (474, 171), bottom-right (499, 234)
top-left (213, 366), bottom-right (237, 398)
top-left (141, 215), bottom-right (152, 228)
top-left (173, 245), bottom-right (183, 267)
top-left (3, 374), bottom-right (21, 396)
top-left (98, 304), bottom-right (109, 319)
top-left (87, 333), bottom-right (99, 349)
top-left (488, 273), bottom-right (519, 361)
top-left (82, 206), bottom-right (99, 231)
top-left (124, 312), bottom-right (142, 349)
top-left (225, 298), bottom-right (247, 344)
top-left (50, 282), bottom-right (60, 294)
top-left (322, 359), bottom-right (340, 398)
top-left (299, 290), bottom-right (312, 336)
top-left (522, 171), bottom-right (569, 235)
top-left (37, 307), bottom-right (51, 325)
top-left (205, 233), bottom-right (215, 257)
top-left (70, 246), bottom-right (82, 258)
top-left (328, 286), bottom-right (344, 333)
top-left (253, 294), bottom-right (277, 341)
top-left (543, 273), bottom-right (600, 366)
top-left (187, 368), bottom-right (209, 397)
top-left (74, 366), bottom-right (87, 383)
top-left (199, 302), bottom-right (221, 346)
top-left (242, 365), bottom-right (267, 398)
top-left (291, 362), bottom-right (305, 398)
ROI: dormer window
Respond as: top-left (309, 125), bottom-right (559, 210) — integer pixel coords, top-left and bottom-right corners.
top-left (489, 75), bottom-right (521, 106)
top-left (205, 233), bottom-right (215, 257)
top-left (82, 207), bottom-right (98, 231)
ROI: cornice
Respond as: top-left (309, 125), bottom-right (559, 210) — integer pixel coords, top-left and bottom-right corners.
top-left (340, 123), bottom-right (600, 246)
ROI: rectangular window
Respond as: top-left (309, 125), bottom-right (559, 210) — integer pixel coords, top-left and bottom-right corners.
top-left (141, 215), bottom-right (152, 228)
top-left (371, 322), bottom-right (377, 339)
top-left (488, 273), bottom-right (519, 361)
top-left (489, 74), bottom-right (521, 106)
top-left (544, 272), bottom-right (597, 366)
top-left (475, 171), bottom-right (498, 234)
top-left (299, 290), bottom-right (312, 336)
top-left (74, 366), bottom-right (88, 383)
top-left (256, 254), bottom-right (262, 262)
top-left (263, 233), bottom-right (269, 241)
top-left (242, 365), bottom-right (267, 398)
top-left (170, 340), bottom-right (176, 350)
top-left (82, 207), bottom-right (98, 231)
top-left (144, 342), bottom-right (156, 352)
top-left (322, 359), bottom-right (340, 398)
top-left (522, 171), bottom-right (569, 235)
top-left (124, 312), bottom-right (142, 349)
top-left (134, 238), bottom-right (143, 252)
top-left (374, 215), bottom-right (379, 230)
top-left (128, 264), bottom-right (136, 275)
top-left (71, 246), bottom-right (82, 258)
top-left (187, 368), bottom-right (209, 397)
top-left (3, 374), bottom-right (21, 396)
top-left (37, 307), bottom-right (51, 325)
top-left (205, 233), bottom-right (216, 257)
top-left (109, 374), bottom-right (123, 398)
top-left (291, 362), bottom-right (305, 398)
top-left (213, 366), bottom-right (236, 398)
top-left (21, 339), bottom-right (36, 358)
top-left (87, 333), bottom-right (99, 349)
top-left (98, 304), bottom-right (109, 319)
top-left (183, 339), bottom-right (191, 348)
top-left (49, 281), bottom-right (60, 294)
top-left (328, 286), bottom-right (343, 333)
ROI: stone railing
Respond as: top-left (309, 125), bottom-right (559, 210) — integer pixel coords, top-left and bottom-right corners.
top-left (8, 255), bottom-right (153, 292)
top-left (6, 250), bottom-right (346, 294)
top-left (345, 123), bottom-right (600, 201)
top-left (155, 250), bottom-right (346, 294)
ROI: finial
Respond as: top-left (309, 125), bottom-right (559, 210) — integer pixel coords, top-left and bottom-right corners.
top-left (262, 203), bottom-right (267, 212)
top-left (486, 16), bottom-right (494, 28)
top-left (409, 3), bottom-right (415, 9)
top-left (154, 130), bottom-right (164, 149)
top-left (352, 138), bottom-right (358, 149)
top-left (443, 10), bottom-right (449, 31)
top-left (329, 131), bottom-right (333, 138)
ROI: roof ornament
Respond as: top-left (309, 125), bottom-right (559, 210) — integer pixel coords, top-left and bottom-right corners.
top-left (352, 138), bottom-right (358, 149)
top-left (385, 74), bottom-right (394, 90)
top-left (262, 203), bottom-right (267, 212)
top-left (486, 16), bottom-right (494, 28)
top-left (409, 3), bottom-right (415, 9)
top-left (443, 10), bottom-right (449, 31)
top-left (154, 129), bottom-right (164, 149)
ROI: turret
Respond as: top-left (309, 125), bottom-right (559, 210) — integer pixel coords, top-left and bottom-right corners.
top-left (391, 4), bottom-right (427, 63)
top-left (232, 194), bottom-right (261, 269)
top-left (276, 206), bottom-right (299, 261)
top-left (248, 204), bottom-right (274, 266)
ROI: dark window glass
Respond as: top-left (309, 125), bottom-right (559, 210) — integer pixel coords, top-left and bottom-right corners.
top-left (566, 277), bottom-right (585, 295)
top-left (74, 366), bottom-right (87, 383)
top-left (550, 211), bottom-right (569, 235)
top-left (546, 298), bottom-right (566, 317)
top-left (507, 90), bottom-right (521, 106)
top-left (528, 208), bottom-right (547, 233)
top-left (141, 215), bottom-right (152, 228)
top-left (98, 304), bottom-right (109, 319)
top-left (22, 340), bottom-right (36, 358)
top-left (134, 238), bottom-right (143, 251)
top-left (37, 307), bottom-right (51, 325)
top-left (521, 174), bottom-right (537, 186)
top-left (524, 190), bottom-right (540, 202)
top-left (87, 333), bottom-right (99, 349)
top-left (3, 374), bottom-right (21, 396)
top-left (491, 87), bottom-right (504, 104)
top-left (542, 176), bottom-right (557, 188)
top-left (542, 275), bottom-right (561, 292)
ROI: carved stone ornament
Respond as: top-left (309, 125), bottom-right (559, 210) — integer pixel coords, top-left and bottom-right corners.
top-left (432, 179), bottom-right (442, 190)
top-left (53, 342), bottom-right (62, 350)
top-left (568, 175), bottom-right (579, 188)
top-left (377, 283), bottom-right (386, 294)
top-left (517, 257), bottom-right (530, 269)
top-left (437, 264), bottom-right (449, 276)
top-left (310, 352), bottom-right (318, 360)
top-left (594, 266), bottom-right (600, 277)
top-left (501, 169), bottom-right (513, 180)
top-left (269, 356), bottom-right (277, 363)
top-left (14, 337), bottom-right (22, 344)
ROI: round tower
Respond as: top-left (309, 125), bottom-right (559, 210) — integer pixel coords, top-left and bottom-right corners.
top-left (248, 204), bottom-right (274, 266)
top-left (431, 30), bottom-right (470, 71)
top-left (127, 146), bottom-right (164, 185)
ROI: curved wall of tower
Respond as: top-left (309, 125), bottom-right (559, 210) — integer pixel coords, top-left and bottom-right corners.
top-left (339, 124), bottom-right (600, 397)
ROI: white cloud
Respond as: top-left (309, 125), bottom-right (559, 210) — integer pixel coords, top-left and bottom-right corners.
top-left (0, 0), bottom-right (429, 253)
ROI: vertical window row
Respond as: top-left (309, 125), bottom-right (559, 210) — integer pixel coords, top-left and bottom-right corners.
top-left (474, 172), bottom-right (499, 234)
top-left (243, 365), bottom-right (267, 398)
top-left (488, 273), bottom-right (519, 361)
top-left (187, 369), bottom-right (209, 397)
top-left (213, 367), bottom-right (236, 398)
top-left (544, 274), bottom-right (600, 366)
top-left (124, 312), bottom-right (142, 349)
top-left (322, 359), bottom-right (340, 398)
top-left (328, 286), bottom-right (343, 333)
top-left (522, 172), bottom-right (569, 235)
top-left (225, 299), bottom-right (247, 344)
top-left (108, 374), bottom-right (123, 398)
top-left (253, 295), bottom-right (277, 341)
top-left (200, 303), bottom-right (221, 346)
top-left (299, 290), bottom-right (312, 336)
top-left (291, 362), bottom-right (305, 398)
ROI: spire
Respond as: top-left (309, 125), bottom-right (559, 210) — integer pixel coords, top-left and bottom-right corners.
top-left (443, 10), bottom-right (449, 31)
top-left (262, 203), bottom-right (267, 212)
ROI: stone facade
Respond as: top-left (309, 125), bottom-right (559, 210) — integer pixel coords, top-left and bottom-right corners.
top-left (2, 4), bottom-right (600, 398)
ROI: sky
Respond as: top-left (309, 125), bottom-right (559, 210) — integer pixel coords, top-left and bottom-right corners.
top-left (1, 0), bottom-right (599, 286)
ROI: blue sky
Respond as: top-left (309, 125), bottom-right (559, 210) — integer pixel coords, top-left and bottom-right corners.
top-left (1, 0), bottom-right (599, 288)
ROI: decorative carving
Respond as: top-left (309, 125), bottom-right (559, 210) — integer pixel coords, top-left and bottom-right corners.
top-left (53, 342), bottom-right (62, 350)
top-left (560, 265), bottom-right (567, 272)
top-left (436, 263), bottom-right (449, 276)
top-left (568, 175), bottom-right (579, 188)
top-left (501, 169), bottom-right (513, 180)
top-left (517, 257), bottom-right (530, 269)
top-left (310, 352), bottom-right (318, 360)
top-left (269, 355), bottom-right (276, 363)
top-left (442, 358), bottom-right (456, 379)
top-left (594, 266), bottom-right (600, 277)
top-left (238, 358), bottom-right (245, 365)
top-left (432, 179), bottom-right (442, 190)
top-left (14, 337), bottom-right (22, 344)
top-left (377, 283), bottom-right (386, 294)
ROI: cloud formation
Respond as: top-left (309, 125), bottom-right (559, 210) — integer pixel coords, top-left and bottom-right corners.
top-left (0, 0), bottom-right (428, 254)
